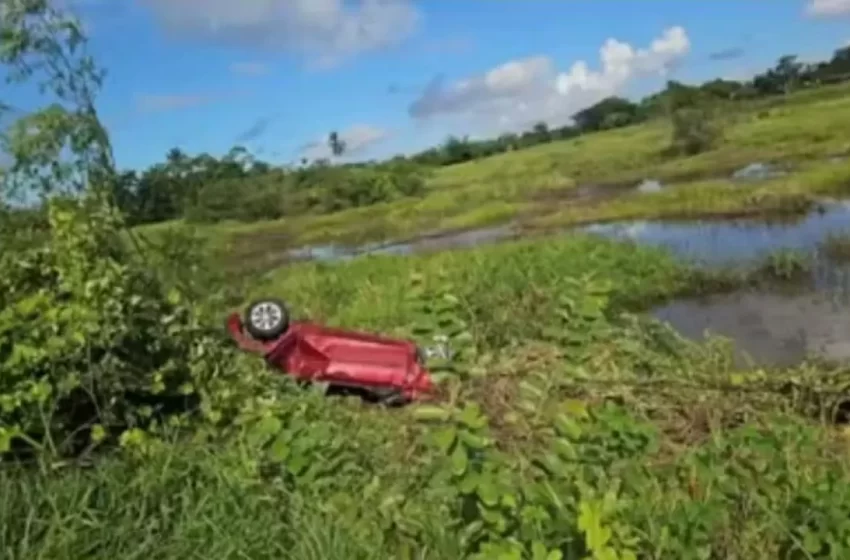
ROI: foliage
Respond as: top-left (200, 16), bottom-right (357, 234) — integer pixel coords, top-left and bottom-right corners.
top-left (5, 3), bottom-right (850, 559)
top-left (669, 105), bottom-right (722, 156)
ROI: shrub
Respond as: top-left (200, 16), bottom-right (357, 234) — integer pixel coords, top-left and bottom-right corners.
top-left (0, 196), bottom-right (248, 457)
top-left (669, 106), bottom-right (722, 155)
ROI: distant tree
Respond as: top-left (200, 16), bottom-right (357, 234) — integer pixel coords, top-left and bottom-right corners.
top-left (328, 131), bottom-right (346, 157)
top-left (573, 97), bottom-right (640, 132)
top-left (441, 135), bottom-right (474, 164)
top-left (532, 121), bottom-right (551, 142)
top-left (775, 55), bottom-right (804, 93)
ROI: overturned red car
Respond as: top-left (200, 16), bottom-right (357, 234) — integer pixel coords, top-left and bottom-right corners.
top-left (226, 298), bottom-right (437, 404)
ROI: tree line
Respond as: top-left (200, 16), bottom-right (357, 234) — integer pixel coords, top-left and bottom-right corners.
top-left (4, 46), bottom-right (850, 229)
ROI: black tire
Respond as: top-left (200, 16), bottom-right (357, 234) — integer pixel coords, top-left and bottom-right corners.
top-left (244, 298), bottom-right (290, 340)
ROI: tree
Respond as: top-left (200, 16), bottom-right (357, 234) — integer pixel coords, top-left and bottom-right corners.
top-left (328, 130), bottom-right (346, 157)
top-left (572, 97), bottom-right (640, 132)
top-left (532, 121), bottom-right (551, 142)
top-left (0, 0), bottom-right (115, 199)
top-left (775, 55), bottom-right (804, 94)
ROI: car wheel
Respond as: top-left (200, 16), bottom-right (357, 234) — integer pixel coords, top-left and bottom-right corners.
top-left (244, 298), bottom-right (290, 340)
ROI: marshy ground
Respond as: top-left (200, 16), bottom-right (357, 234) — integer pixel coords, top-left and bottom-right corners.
top-left (10, 58), bottom-right (850, 560)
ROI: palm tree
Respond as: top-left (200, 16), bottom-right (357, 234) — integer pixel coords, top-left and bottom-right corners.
top-left (328, 131), bottom-right (346, 157)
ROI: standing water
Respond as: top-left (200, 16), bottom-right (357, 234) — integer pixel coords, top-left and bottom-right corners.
top-left (580, 202), bottom-right (850, 267)
top-left (582, 202), bottom-right (850, 367)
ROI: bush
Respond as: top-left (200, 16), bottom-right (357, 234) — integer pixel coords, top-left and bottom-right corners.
top-left (0, 196), bottom-right (250, 457)
top-left (669, 107), bottom-right (722, 155)
top-left (183, 164), bottom-right (428, 223)
top-left (184, 175), bottom-right (287, 223)
top-left (318, 166), bottom-right (426, 212)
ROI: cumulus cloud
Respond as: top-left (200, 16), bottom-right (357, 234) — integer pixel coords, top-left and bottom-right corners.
top-left (298, 124), bottom-right (389, 160)
top-left (409, 26), bottom-right (690, 132)
top-left (806, 0), bottom-right (850, 16)
top-left (141, 0), bottom-right (420, 67)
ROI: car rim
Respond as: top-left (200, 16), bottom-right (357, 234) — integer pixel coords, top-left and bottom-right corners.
top-left (250, 302), bottom-right (282, 331)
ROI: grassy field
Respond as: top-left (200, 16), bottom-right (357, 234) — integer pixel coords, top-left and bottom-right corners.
top-left (8, 228), bottom-right (850, 559)
top-left (136, 82), bottom-right (850, 275)
top-left (12, 5), bottom-right (850, 556)
top-left (13, 138), bottom-right (850, 560)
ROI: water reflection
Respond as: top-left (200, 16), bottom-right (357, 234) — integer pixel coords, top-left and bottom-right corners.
top-left (580, 202), bottom-right (850, 267)
top-left (652, 289), bottom-right (850, 368)
top-left (285, 224), bottom-right (518, 263)
top-left (582, 202), bottom-right (850, 367)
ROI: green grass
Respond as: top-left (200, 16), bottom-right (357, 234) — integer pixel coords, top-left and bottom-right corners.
top-left (249, 231), bottom-right (809, 350)
top-left (135, 83), bottom-right (850, 273)
top-left (15, 207), bottom-right (850, 559)
top-left (8, 228), bottom-right (850, 558)
top-left (529, 159), bottom-right (850, 229)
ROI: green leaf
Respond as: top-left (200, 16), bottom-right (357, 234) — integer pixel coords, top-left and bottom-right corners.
top-left (267, 433), bottom-right (290, 462)
top-left (802, 530), bottom-right (822, 554)
top-left (247, 415), bottom-right (282, 447)
top-left (458, 403), bottom-right (487, 430)
top-left (554, 414), bottom-right (582, 439)
top-left (458, 430), bottom-right (490, 450)
top-left (413, 405), bottom-right (451, 423)
top-left (476, 475), bottom-right (499, 506)
top-left (451, 444), bottom-right (469, 476)
top-left (431, 426), bottom-right (457, 453)
top-left (531, 541), bottom-right (548, 560)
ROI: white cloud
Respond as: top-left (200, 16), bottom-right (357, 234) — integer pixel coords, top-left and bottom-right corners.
top-left (142, 0), bottom-right (420, 67)
top-left (299, 125), bottom-right (390, 160)
top-left (409, 26), bottom-right (690, 133)
top-left (807, 0), bottom-right (850, 16)
top-left (229, 61), bottom-right (270, 76)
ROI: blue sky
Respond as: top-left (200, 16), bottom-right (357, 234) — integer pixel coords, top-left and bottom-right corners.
top-left (3, 0), bottom-right (849, 172)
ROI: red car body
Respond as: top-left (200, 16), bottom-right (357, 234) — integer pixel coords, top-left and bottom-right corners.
top-left (226, 313), bottom-right (435, 401)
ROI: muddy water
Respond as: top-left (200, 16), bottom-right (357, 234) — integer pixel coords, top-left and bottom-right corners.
top-left (730, 161), bottom-right (789, 182)
top-left (580, 201), bottom-right (850, 267)
top-left (653, 290), bottom-right (850, 367)
top-left (582, 202), bottom-right (850, 366)
top-left (359, 224), bottom-right (518, 257)
top-left (284, 224), bottom-right (518, 263)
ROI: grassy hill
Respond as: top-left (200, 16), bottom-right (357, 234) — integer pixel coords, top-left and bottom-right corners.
top-left (138, 82), bottom-right (850, 276)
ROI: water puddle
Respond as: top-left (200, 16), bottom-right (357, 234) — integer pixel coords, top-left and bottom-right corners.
top-left (636, 178), bottom-right (664, 193)
top-left (582, 202), bottom-right (850, 367)
top-left (285, 224), bottom-right (518, 263)
top-left (652, 289), bottom-right (850, 368)
top-left (359, 224), bottom-right (518, 257)
top-left (581, 201), bottom-right (850, 267)
top-left (730, 161), bottom-right (788, 182)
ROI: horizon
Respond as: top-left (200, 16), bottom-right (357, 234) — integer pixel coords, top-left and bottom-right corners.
top-left (1, 0), bottom-right (849, 172)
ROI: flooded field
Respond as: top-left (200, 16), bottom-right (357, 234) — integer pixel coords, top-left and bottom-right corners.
top-left (580, 201), bottom-right (850, 367)
top-left (285, 224), bottom-right (519, 263)
top-left (653, 289), bottom-right (850, 368)
top-left (580, 201), bottom-right (850, 267)
top-left (278, 181), bottom-right (850, 368)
